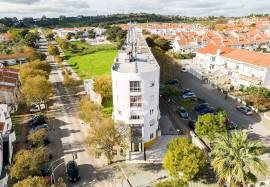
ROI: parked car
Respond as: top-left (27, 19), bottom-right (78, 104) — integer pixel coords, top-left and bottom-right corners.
top-left (194, 103), bottom-right (209, 112)
top-left (165, 79), bottom-right (179, 85)
top-left (30, 104), bottom-right (46, 113)
top-left (181, 67), bottom-right (187, 72)
top-left (29, 115), bottom-right (46, 128)
top-left (176, 107), bottom-right (189, 119)
top-left (181, 89), bottom-right (192, 95)
top-left (226, 120), bottom-right (238, 130)
top-left (29, 124), bottom-right (48, 133)
top-left (236, 106), bottom-right (253, 115)
top-left (182, 92), bottom-right (196, 99)
top-left (198, 106), bottom-right (215, 115)
top-left (66, 160), bottom-right (80, 183)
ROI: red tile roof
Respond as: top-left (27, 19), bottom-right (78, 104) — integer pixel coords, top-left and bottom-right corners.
top-left (0, 53), bottom-right (27, 60)
top-left (197, 44), bottom-right (270, 68)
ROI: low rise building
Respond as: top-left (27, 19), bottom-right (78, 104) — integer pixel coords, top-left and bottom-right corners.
top-left (0, 53), bottom-right (26, 67)
top-left (193, 44), bottom-right (270, 89)
top-left (0, 68), bottom-right (20, 112)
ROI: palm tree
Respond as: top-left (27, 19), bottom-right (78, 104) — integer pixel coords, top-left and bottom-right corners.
top-left (212, 131), bottom-right (267, 187)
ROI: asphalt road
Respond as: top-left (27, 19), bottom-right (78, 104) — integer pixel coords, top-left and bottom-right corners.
top-left (47, 55), bottom-right (100, 186)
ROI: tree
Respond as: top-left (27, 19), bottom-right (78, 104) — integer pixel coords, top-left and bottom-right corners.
top-left (19, 67), bottom-right (49, 84)
top-left (21, 75), bottom-right (53, 108)
top-left (45, 32), bottom-right (54, 41)
top-left (195, 113), bottom-right (227, 142)
top-left (155, 178), bottom-right (187, 187)
top-left (54, 55), bottom-right (63, 64)
top-left (28, 129), bottom-right (48, 146)
top-left (26, 60), bottom-right (51, 75)
top-left (63, 74), bottom-right (81, 87)
top-left (78, 96), bottom-right (102, 124)
top-left (48, 45), bottom-right (60, 56)
top-left (212, 131), bottom-right (267, 186)
top-left (24, 31), bottom-right (40, 48)
top-left (85, 118), bottom-right (128, 164)
top-left (163, 137), bottom-right (206, 181)
top-left (10, 147), bottom-right (49, 180)
top-left (88, 29), bottom-right (96, 39)
top-left (154, 38), bottom-right (172, 51)
top-left (28, 50), bottom-right (47, 61)
top-left (93, 75), bottom-right (112, 100)
top-left (65, 33), bottom-right (72, 40)
top-left (13, 176), bottom-right (48, 187)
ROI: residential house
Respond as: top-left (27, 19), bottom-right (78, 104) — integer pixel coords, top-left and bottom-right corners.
top-left (0, 68), bottom-right (20, 112)
top-left (0, 53), bottom-right (26, 67)
top-left (193, 44), bottom-right (270, 89)
top-left (0, 104), bottom-right (16, 187)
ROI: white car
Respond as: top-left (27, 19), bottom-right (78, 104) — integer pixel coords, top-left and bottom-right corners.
top-left (182, 92), bottom-right (196, 99)
top-left (30, 104), bottom-right (46, 113)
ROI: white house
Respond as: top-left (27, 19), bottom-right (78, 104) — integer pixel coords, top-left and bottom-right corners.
top-left (0, 104), bottom-right (16, 186)
top-left (112, 25), bottom-right (160, 154)
top-left (0, 53), bottom-right (26, 67)
top-left (193, 44), bottom-right (270, 89)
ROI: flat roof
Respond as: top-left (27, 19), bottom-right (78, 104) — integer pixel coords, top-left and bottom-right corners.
top-left (113, 25), bottom-right (159, 74)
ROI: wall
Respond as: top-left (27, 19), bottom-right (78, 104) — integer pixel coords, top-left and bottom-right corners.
top-left (83, 79), bottom-right (102, 105)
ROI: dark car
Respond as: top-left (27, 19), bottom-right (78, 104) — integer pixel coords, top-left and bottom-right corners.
top-left (176, 107), bottom-right (189, 119)
top-left (165, 79), bottom-right (179, 85)
top-left (181, 89), bottom-right (192, 95)
top-left (236, 106), bottom-right (253, 115)
top-left (188, 120), bottom-right (196, 130)
top-left (198, 106), bottom-right (215, 115)
top-left (29, 115), bottom-right (46, 128)
top-left (66, 161), bottom-right (80, 183)
top-left (194, 103), bottom-right (209, 112)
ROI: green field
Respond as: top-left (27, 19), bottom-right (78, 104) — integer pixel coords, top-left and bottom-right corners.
top-left (67, 49), bottom-right (117, 80)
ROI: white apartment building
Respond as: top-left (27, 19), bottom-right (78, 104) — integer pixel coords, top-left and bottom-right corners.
top-left (193, 44), bottom-right (270, 89)
top-left (112, 25), bottom-right (160, 153)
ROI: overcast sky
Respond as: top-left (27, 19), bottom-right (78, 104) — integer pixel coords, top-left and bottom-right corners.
top-left (0, 0), bottom-right (269, 18)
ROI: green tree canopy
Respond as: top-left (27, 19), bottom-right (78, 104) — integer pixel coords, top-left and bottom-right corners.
top-left (28, 129), bottom-right (48, 146)
top-left (78, 96), bottom-right (102, 124)
top-left (195, 113), bottom-right (227, 142)
top-left (212, 131), bottom-right (267, 186)
top-left (10, 147), bottom-right (49, 180)
top-left (21, 75), bottom-right (53, 107)
top-left (163, 137), bottom-right (206, 181)
top-left (48, 45), bottom-right (60, 56)
top-left (93, 75), bottom-right (112, 99)
top-left (155, 178), bottom-right (187, 187)
top-left (85, 118), bottom-right (128, 164)
top-left (13, 176), bottom-right (48, 187)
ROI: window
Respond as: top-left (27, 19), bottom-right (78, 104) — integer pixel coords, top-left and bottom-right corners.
top-left (149, 120), bottom-right (155, 127)
top-left (130, 81), bottom-right (141, 92)
top-left (118, 110), bottom-right (122, 115)
top-left (150, 81), bottom-right (155, 87)
top-left (150, 133), bottom-right (154, 139)
top-left (130, 96), bottom-right (142, 107)
top-left (130, 115), bottom-right (141, 120)
top-left (150, 109), bottom-right (154, 115)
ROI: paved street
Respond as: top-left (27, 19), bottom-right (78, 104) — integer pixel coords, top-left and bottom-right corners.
top-left (176, 72), bottom-right (270, 180)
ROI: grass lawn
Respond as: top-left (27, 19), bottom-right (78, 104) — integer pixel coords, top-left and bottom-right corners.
top-left (67, 49), bottom-right (117, 80)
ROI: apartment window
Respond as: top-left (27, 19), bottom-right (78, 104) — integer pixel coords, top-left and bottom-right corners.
top-left (130, 96), bottom-right (142, 107)
top-left (150, 95), bottom-right (154, 101)
top-left (150, 81), bottom-right (155, 87)
top-left (130, 81), bottom-right (141, 92)
top-left (130, 115), bottom-right (141, 120)
top-left (150, 109), bottom-right (154, 115)
top-left (149, 119), bottom-right (155, 127)
top-left (118, 110), bottom-right (122, 115)
top-left (150, 133), bottom-right (154, 139)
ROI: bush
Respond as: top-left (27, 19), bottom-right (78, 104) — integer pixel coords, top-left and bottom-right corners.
top-left (63, 74), bottom-right (81, 87)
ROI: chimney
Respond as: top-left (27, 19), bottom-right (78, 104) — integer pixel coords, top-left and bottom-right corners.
top-left (217, 49), bottom-right (221, 56)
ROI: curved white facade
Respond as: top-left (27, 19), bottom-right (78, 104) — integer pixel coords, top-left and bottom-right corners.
top-left (112, 26), bottom-right (160, 149)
